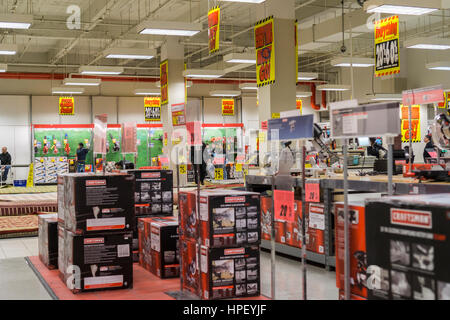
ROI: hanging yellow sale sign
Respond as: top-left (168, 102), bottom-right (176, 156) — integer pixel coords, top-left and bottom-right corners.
top-left (160, 60), bottom-right (169, 105)
top-left (255, 16), bottom-right (275, 87)
top-left (144, 97), bottom-right (161, 122)
top-left (222, 99), bottom-right (235, 116)
top-left (59, 97), bottom-right (75, 115)
top-left (401, 105), bottom-right (421, 143)
top-left (208, 6), bottom-right (220, 54)
top-left (296, 99), bottom-right (302, 114)
top-left (374, 15), bottom-right (400, 77)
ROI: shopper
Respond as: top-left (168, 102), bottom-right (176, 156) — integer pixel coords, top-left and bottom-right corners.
top-left (191, 142), bottom-right (207, 185)
top-left (423, 135), bottom-right (435, 162)
top-left (0, 147), bottom-right (12, 182)
top-left (76, 143), bottom-right (89, 173)
top-left (367, 138), bottom-right (387, 159)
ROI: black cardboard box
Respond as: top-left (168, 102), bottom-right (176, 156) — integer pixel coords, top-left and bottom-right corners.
top-left (126, 170), bottom-right (173, 216)
top-left (64, 173), bottom-right (135, 234)
top-left (62, 230), bottom-right (133, 293)
top-left (181, 237), bottom-right (200, 296)
top-left (38, 213), bottom-right (58, 269)
top-left (200, 245), bottom-right (261, 300)
top-left (365, 194), bottom-right (450, 300)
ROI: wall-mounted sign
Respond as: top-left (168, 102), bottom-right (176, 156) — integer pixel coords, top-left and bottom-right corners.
top-left (171, 103), bottom-right (186, 126)
top-left (59, 97), bottom-right (75, 115)
top-left (208, 6), bottom-right (220, 54)
top-left (160, 60), bottom-right (168, 105)
top-left (254, 16), bottom-right (275, 87)
top-left (144, 97), bottom-right (161, 122)
top-left (401, 105), bottom-right (421, 143)
top-left (222, 99), bottom-right (235, 116)
top-left (374, 15), bottom-right (400, 77)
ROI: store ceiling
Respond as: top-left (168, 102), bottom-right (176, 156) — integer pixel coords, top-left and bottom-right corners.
top-left (0, 0), bottom-right (448, 81)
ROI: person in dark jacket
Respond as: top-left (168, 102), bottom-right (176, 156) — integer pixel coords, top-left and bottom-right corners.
top-left (0, 147), bottom-right (12, 182)
top-left (423, 135), bottom-right (435, 162)
top-left (76, 143), bottom-right (90, 172)
top-left (191, 142), bottom-right (207, 185)
top-left (367, 138), bottom-right (387, 159)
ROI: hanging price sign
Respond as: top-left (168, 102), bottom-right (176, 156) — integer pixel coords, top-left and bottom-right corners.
top-left (255, 16), bottom-right (275, 87)
top-left (274, 190), bottom-right (295, 222)
top-left (374, 15), bottom-right (400, 77)
top-left (160, 60), bottom-right (169, 105)
top-left (305, 180), bottom-right (320, 203)
top-left (144, 97), bottom-right (161, 122)
top-left (208, 6), bottom-right (220, 54)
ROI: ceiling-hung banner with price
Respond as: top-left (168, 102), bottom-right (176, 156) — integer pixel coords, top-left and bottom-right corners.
top-left (59, 97), bottom-right (75, 115)
top-left (160, 60), bottom-right (169, 105)
top-left (222, 99), bottom-right (235, 116)
top-left (144, 97), bottom-right (161, 122)
top-left (401, 105), bottom-right (421, 143)
top-left (208, 6), bottom-right (220, 54)
top-left (374, 15), bottom-right (400, 77)
top-left (254, 16), bottom-right (275, 87)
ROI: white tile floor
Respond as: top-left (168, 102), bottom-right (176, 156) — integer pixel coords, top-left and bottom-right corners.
top-left (0, 236), bottom-right (338, 300)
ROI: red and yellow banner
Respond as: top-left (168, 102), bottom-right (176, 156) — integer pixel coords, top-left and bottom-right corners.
top-left (222, 99), bottom-right (235, 116)
top-left (144, 97), bottom-right (161, 122)
top-left (160, 60), bottom-right (168, 105)
top-left (255, 16), bottom-right (275, 87)
top-left (437, 91), bottom-right (449, 109)
top-left (374, 15), bottom-right (400, 77)
top-left (59, 97), bottom-right (75, 115)
top-left (296, 99), bottom-right (302, 114)
top-left (208, 6), bottom-right (220, 54)
top-left (401, 105), bottom-right (421, 143)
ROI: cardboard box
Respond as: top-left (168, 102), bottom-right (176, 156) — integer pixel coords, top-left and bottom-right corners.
top-left (181, 238), bottom-right (200, 296)
top-left (200, 245), bottom-right (261, 300)
top-left (306, 203), bottom-right (325, 254)
top-left (334, 202), bottom-right (367, 299)
top-left (58, 224), bottom-right (65, 280)
top-left (64, 173), bottom-right (135, 234)
top-left (365, 194), bottom-right (450, 300)
top-left (62, 230), bottom-right (133, 293)
top-left (138, 216), bottom-right (179, 278)
top-left (127, 170), bottom-right (173, 216)
top-left (38, 213), bottom-right (58, 269)
top-left (285, 201), bottom-right (303, 249)
top-left (179, 191), bottom-right (199, 240)
top-left (57, 175), bottom-right (66, 224)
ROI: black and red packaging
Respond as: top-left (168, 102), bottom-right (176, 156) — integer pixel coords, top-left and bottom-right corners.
top-left (38, 213), bottom-right (59, 269)
top-left (179, 191), bottom-right (199, 240)
top-left (61, 230), bottom-right (133, 293)
top-left (181, 238), bottom-right (200, 296)
top-left (200, 245), bottom-right (260, 300)
top-left (305, 203), bottom-right (325, 254)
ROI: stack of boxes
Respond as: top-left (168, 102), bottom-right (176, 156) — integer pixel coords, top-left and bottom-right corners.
top-left (38, 213), bottom-right (59, 269)
top-left (57, 173), bottom-right (135, 293)
top-left (179, 189), bottom-right (261, 300)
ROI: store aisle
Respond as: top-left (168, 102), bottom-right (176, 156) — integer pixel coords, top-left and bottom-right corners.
top-left (0, 237), bottom-right (38, 259)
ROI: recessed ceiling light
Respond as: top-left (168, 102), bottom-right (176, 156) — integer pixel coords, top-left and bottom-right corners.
top-left (368, 93), bottom-right (403, 101)
top-left (297, 72), bottom-right (319, 81)
top-left (296, 91), bottom-right (313, 98)
top-left (317, 84), bottom-right (351, 91)
top-left (331, 57), bottom-right (374, 67)
top-left (220, 0), bottom-right (265, 3)
top-left (63, 78), bottom-right (102, 86)
top-left (239, 83), bottom-right (258, 90)
top-left (138, 21), bottom-right (202, 37)
top-left (426, 61), bottom-right (450, 71)
top-left (0, 14), bottom-right (33, 29)
top-left (183, 69), bottom-right (224, 79)
top-left (104, 48), bottom-right (157, 60)
top-left (210, 90), bottom-right (241, 97)
top-left (79, 66), bottom-right (124, 75)
top-left (405, 38), bottom-right (450, 50)
top-left (224, 52), bottom-right (256, 64)
top-left (0, 44), bottom-right (18, 55)
top-left (52, 87), bottom-right (85, 95)
top-left (364, 0), bottom-right (440, 15)
top-left (134, 89), bottom-right (161, 96)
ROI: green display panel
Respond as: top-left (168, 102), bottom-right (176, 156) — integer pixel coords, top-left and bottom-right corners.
top-left (147, 129), bottom-right (164, 163)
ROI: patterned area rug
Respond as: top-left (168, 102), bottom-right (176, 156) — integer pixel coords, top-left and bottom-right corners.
top-left (0, 201), bottom-right (58, 217)
top-left (0, 215), bottom-right (39, 239)
top-left (0, 186), bottom-right (57, 194)
top-left (0, 193), bottom-right (57, 203)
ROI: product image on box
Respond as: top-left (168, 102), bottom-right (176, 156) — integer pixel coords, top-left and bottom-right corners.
top-left (62, 230), bottom-right (133, 293)
top-left (199, 189), bottom-right (261, 248)
top-left (200, 245), bottom-right (260, 300)
top-left (138, 216), bottom-right (179, 278)
top-left (64, 173), bottom-right (135, 234)
top-left (335, 202), bottom-right (367, 300)
top-left (179, 191), bottom-right (199, 240)
top-left (127, 170), bottom-right (173, 216)
top-left (306, 203), bottom-right (325, 254)
top-left (181, 238), bottom-right (200, 296)
top-left (38, 213), bottom-right (59, 269)
top-left (365, 194), bottom-right (450, 300)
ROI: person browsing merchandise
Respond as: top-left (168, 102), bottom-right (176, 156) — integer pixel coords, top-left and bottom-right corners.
top-left (0, 147), bottom-right (12, 182)
top-left (423, 135), bottom-right (435, 162)
top-left (76, 143), bottom-right (90, 172)
top-left (367, 137), bottom-right (387, 159)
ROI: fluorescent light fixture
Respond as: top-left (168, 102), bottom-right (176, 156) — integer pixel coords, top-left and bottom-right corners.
top-left (104, 47), bottom-right (156, 60)
top-left (369, 93), bottom-right (403, 101)
top-left (317, 84), bottom-right (351, 91)
top-left (52, 87), bottom-right (85, 95)
top-left (183, 69), bottom-right (224, 79)
top-left (405, 38), bottom-right (450, 50)
top-left (220, 0), bottom-right (265, 3)
top-left (134, 89), bottom-right (160, 96)
top-left (156, 80), bottom-right (193, 88)
top-left (79, 66), bottom-right (124, 75)
top-left (0, 44), bottom-right (18, 55)
top-left (296, 91), bottom-right (313, 98)
top-left (210, 90), bottom-right (241, 97)
top-left (364, 0), bottom-right (440, 15)
top-left (138, 21), bottom-right (202, 37)
top-left (224, 52), bottom-right (256, 64)
top-left (239, 83), bottom-right (258, 90)
top-left (63, 78), bottom-right (102, 86)
top-left (0, 64), bottom-right (7, 72)
top-left (0, 14), bottom-right (33, 29)
top-left (426, 61), bottom-right (450, 71)
top-left (297, 72), bottom-right (318, 81)
top-left (331, 57), bottom-right (374, 67)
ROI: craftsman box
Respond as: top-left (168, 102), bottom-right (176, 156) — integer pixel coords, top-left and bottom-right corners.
top-left (61, 230), bottom-right (133, 293)
top-left (64, 173), bottom-right (135, 234)
top-left (260, 196), bottom-right (286, 244)
top-left (58, 223), bottom-right (65, 280)
top-left (126, 170), bottom-right (173, 216)
top-left (179, 191), bottom-right (199, 240)
top-left (334, 202), bottom-right (367, 299)
top-left (285, 201), bottom-right (303, 249)
top-left (57, 175), bottom-right (66, 225)
top-left (181, 238), bottom-right (201, 296)
top-left (198, 189), bottom-right (261, 248)
top-left (38, 213), bottom-right (58, 269)
top-left (365, 194), bottom-right (450, 300)
top-left (200, 245), bottom-right (261, 300)
top-left (138, 216), bottom-right (179, 278)
top-left (306, 203), bottom-right (325, 254)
